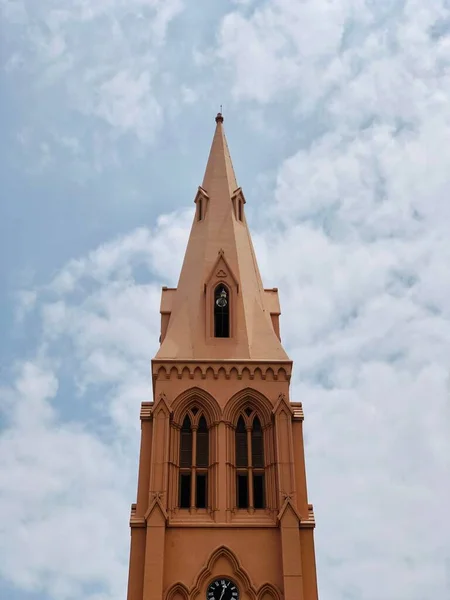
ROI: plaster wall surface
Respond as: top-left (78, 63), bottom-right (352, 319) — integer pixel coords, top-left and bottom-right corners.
top-left (164, 527), bottom-right (283, 592)
top-left (153, 377), bottom-right (291, 410)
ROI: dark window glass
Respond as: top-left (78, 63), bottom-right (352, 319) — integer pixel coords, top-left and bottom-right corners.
top-left (253, 474), bottom-right (265, 509)
top-left (196, 474), bottom-right (207, 509)
top-left (198, 198), bottom-right (203, 221)
top-left (179, 474), bottom-right (191, 508)
top-left (251, 417), bottom-right (264, 468)
top-left (238, 201), bottom-right (242, 221)
top-left (237, 473), bottom-right (248, 508)
top-left (196, 416), bottom-right (209, 468)
top-left (235, 416), bottom-right (248, 467)
top-left (214, 285), bottom-right (230, 338)
top-left (180, 415), bottom-right (192, 467)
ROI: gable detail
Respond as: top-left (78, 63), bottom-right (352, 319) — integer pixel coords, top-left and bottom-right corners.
top-left (191, 546), bottom-right (256, 600)
top-left (205, 250), bottom-right (239, 291)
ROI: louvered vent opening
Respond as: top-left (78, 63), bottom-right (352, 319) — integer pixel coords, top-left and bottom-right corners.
top-left (235, 416), bottom-right (248, 467)
top-left (196, 416), bottom-right (209, 468)
top-left (251, 417), bottom-right (264, 468)
top-left (180, 416), bottom-right (192, 468)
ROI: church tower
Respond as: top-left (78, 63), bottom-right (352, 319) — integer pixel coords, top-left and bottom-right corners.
top-left (126, 114), bottom-right (319, 600)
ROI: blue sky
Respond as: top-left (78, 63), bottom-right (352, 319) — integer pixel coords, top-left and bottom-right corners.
top-left (1, 1), bottom-right (450, 599)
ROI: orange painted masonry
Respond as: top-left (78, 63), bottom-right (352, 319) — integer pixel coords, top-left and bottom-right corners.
top-left (126, 115), bottom-right (319, 600)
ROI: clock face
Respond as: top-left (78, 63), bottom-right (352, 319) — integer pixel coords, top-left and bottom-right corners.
top-left (207, 578), bottom-right (239, 600)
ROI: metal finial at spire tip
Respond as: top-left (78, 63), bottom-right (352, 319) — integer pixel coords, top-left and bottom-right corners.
top-left (215, 109), bottom-right (224, 123)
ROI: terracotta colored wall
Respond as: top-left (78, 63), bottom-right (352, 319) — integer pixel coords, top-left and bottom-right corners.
top-left (153, 374), bottom-right (290, 410)
top-left (164, 527), bottom-right (283, 592)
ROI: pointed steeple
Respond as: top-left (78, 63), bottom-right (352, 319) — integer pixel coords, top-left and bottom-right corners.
top-left (202, 112), bottom-right (238, 198)
top-left (155, 114), bottom-right (289, 361)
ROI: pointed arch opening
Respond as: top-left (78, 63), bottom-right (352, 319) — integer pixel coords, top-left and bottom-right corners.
top-left (214, 284), bottom-right (230, 338)
top-left (177, 409), bottom-right (210, 510)
top-left (252, 416), bottom-right (265, 509)
top-left (179, 415), bottom-right (192, 508)
top-left (236, 416), bottom-right (249, 509)
top-left (195, 415), bottom-right (209, 509)
top-left (233, 408), bottom-right (270, 511)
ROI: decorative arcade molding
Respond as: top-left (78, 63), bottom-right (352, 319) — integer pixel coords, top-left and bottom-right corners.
top-left (152, 360), bottom-right (292, 382)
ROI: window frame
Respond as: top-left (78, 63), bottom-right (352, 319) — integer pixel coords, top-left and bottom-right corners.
top-left (214, 283), bottom-right (230, 338)
top-left (176, 408), bottom-right (211, 511)
top-left (234, 410), bottom-right (267, 511)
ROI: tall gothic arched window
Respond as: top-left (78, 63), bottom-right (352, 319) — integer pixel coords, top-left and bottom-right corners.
top-left (252, 417), bottom-right (265, 509)
top-left (179, 415), bottom-right (192, 508)
top-left (179, 412), bottom-right (209, 509)
top-left (235, 413), bottom-right (265, 509)
top-left (196, 416), bottom-right (209, 508)
top-left (214, 284), bottom-right (230, 338)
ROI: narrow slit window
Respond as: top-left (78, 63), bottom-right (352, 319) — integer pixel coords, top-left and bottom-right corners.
top-left (198, 197), bottom-right (203, 221)
top-left (251, 417), bottom-right (264, 468)
top-left (238, 200), bottom-right (242, 221)
top-left (196, 474), bottom-right (207, 509)
top-left (214, 284), bottom-right (230, 338)
top-left (253, 474), bottom-right (265, 509)
top-left (180, 416), bottom-right (192, 468)
top-left (237, 473), bottom-right (248, 508)
top-left (196, 416), bottom-right (209, 468)
top-left (235, 417), bottom-right (248, 467)
top-left (179, 473), bottom-right (191, 508)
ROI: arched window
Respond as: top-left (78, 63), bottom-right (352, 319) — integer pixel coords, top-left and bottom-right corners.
top-left (235, 413), bottom-right (265, 509)
top-left (196, 416), bottom-right (209, 508)
top-left (179, 416), bottom-right (192, 508)
top-left (236, 416), bottom-right (248, 508)
top-left (178, 412), bottom-right (209, 509)
top-left (252, 417), bottom-right (265, 509)
top-left (214, 284), bottom-right (230, 338)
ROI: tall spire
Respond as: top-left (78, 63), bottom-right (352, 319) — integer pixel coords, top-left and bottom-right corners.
top-left (202, 113), bottom-right (238, 198)
top-left (155, 115), bottom-right (289, 361)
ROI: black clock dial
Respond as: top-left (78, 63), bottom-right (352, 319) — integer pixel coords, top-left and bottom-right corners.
top-left (207, 578), bottom-right (239, 600)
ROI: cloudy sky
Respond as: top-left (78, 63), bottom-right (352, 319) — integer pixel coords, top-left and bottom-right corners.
top-left (1, 1), bottom-right (450, 599)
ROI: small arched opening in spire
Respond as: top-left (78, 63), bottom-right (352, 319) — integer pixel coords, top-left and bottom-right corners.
top-left (214, 284), bottom-right (230, 338)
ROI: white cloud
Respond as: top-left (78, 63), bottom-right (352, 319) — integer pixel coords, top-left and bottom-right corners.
top-left (15, 290), bottom-right (38, 323)
top-left (5, 188), bottom-right (450, 600)
top-left (214, 0), bottom-right (450, 127)
top-left (2, 1), bottom-right (450, 599)
top-left (0, 215), bottom-right (190, 599)
top-left (0, 362), bottom-right (130, 599)
top-left (2, 0), bottom-right (184, 143)
top-left (211, 3), bottom-right (450, 596)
